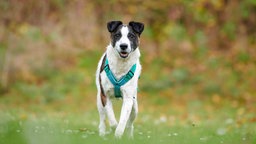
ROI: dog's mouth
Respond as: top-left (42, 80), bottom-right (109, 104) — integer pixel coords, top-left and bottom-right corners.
top-left (119, 51), bottom-right (129, 58)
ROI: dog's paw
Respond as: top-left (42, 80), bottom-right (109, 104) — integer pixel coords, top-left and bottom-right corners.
top-left (99, 126), bottom-right (106, 137)
top-left (114, 132), bottom-right (123, 139)
top-left (99, 123), bottom-right (106, 137)
top-left (114, 127), bottom-right (124, 139)
top-left (126, 125), bottom-right (134, 139)
top-left (99, 131), bottom-right (106, 137)
top-left (110, 124), bottom-right (117, 132)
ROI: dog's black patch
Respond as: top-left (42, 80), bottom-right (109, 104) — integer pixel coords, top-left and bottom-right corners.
top-left (127, 26), bottom-right (139, 51)
top-left (110, 25), bottom-right (123, 48)
top-left (128, 21), bottom-right (144, 51)
top-left (128, 21), bottom-right (144, 36)
top-left (107, 21), bottom-right (123, 32)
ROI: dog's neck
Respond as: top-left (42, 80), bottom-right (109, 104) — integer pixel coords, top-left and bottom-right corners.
top-left (106, 44), bottom-right (140, 80)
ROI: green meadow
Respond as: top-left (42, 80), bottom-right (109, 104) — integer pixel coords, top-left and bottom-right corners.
top-left (1, 51), bottom-right (256, 144)
top-left (1, 101), bottom-right (255, 144)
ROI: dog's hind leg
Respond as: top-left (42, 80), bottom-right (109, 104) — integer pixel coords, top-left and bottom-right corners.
top-left (126, 98), bottom-right (138, 138)
top-left (97, 93), bottom-right (106, 137)
top-left (105, 99), bottom-right (118, 131)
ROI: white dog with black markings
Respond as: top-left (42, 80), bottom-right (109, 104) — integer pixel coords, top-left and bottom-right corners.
top-left (95, 21), bottom-right (144, 138)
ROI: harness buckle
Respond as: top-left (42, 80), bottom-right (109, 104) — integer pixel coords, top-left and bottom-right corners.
top-left (125, 72), bottom-right (133, 80)
top-left (104, 65), bottom-right (110, 72)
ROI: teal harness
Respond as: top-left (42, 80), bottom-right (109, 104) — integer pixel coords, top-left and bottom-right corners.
top-left (104, 57), bottom-right (136, 98)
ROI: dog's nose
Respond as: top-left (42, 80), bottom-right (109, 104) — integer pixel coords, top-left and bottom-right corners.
top-left (120, 44), bottom-right (128, 50)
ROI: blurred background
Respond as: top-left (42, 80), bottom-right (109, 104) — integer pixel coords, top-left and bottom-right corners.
top-left (0, 0), bottom-right (256, 124)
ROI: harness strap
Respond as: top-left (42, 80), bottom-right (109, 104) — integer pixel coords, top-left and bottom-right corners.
top-left (104, 58), bottom-right (136, 98)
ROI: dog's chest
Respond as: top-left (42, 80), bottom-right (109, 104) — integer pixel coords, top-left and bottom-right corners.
top-left (100, 66), bottom-right (133, 98)
top-left (98, 44), bottom-right (142, 98)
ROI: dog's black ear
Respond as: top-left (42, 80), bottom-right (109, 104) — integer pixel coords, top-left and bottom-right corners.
top-left (129, 21), bottom-right (144, 36)
top-left (107, 21), bottom-right (123, 32)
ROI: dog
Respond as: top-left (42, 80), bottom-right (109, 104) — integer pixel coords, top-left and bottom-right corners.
top-left (95, 21), bottom-right (144, 138)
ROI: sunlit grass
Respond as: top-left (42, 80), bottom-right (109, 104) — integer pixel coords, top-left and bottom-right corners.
top-left (0, 105), bottom-right (255, 144)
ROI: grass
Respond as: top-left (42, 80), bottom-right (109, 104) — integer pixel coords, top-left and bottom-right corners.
top-left (0, 101), bottom-right (255, 144)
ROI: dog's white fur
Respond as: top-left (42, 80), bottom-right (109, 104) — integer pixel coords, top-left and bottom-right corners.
top-left (96, 27), bottom-right (141, 138)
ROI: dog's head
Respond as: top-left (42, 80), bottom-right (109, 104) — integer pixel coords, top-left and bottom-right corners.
top-left (107, 21), bottom-right (144, 59)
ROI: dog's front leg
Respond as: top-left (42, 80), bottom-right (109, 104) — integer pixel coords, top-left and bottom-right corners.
top-left (115, 97), bottom-right (133, 138)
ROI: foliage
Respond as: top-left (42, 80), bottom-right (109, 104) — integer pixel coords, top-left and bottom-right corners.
top-left (0, 1), bottom-right (256, 143)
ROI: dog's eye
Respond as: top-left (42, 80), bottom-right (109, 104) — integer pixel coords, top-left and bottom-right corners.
top-left (114, 33), bottom-right (121, 39)
top-left (128, 33), bottom-right (135, 39)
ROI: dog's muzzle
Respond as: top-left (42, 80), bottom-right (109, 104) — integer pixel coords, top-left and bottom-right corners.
top-left (119, 44), bottom-right (129, 58)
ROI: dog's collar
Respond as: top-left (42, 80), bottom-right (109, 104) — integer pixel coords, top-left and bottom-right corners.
top-left (104, 57), bottom-right (136, 98)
